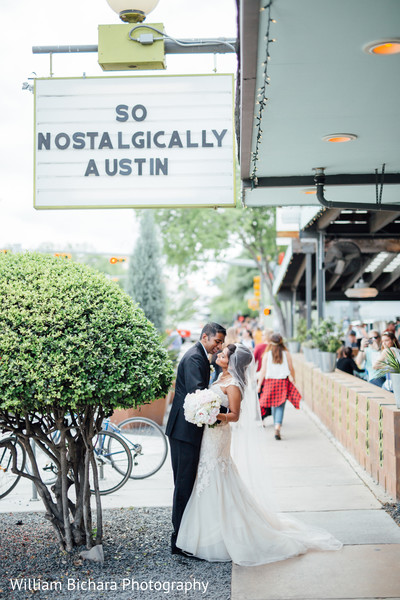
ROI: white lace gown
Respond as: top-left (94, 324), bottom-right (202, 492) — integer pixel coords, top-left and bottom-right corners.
top-left (177, 378), bottom-right (342, 566)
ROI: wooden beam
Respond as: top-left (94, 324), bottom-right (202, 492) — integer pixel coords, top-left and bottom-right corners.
top-left (341, 255), bottom-right (378, 291)
top-left (292, 257), bottom-right (306, 288)
top-left (317, 208), bottom-right (342, 230)
top-left (324, 238), bottom-right (400, 254)
top-left (276, 231), bottom-right (299, 238)
top-left (369, 211), bottom-right (400, 233)
top-left (376, 264), bottom-right (400, 291)
top-left (366, 253), bottom-right (398, 285)
top-left (325, 273), bottom-right (341, 292)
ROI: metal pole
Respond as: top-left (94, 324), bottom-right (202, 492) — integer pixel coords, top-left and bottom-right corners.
top-left (306, 251), bottom-right (312, 331)
top-left (291, 287), bottom-right (297, 338)
top-left (32, 38), bottom-right (238, 56)
top-left (316, 231), bottom-right (325, 321)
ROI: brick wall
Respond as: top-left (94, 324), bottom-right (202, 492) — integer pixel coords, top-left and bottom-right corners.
top-left (293, 354), bottom-right (400, 500)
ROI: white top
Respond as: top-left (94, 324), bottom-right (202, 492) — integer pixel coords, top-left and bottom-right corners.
top-left (265, 351), bottom-right (290, 379)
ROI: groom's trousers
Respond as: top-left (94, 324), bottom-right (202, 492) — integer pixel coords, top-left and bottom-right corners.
top-left (169, 438), bottom-right (201, 549)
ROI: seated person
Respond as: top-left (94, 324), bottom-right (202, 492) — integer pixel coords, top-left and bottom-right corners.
top-left (336, 346), bottom-right (364, 376)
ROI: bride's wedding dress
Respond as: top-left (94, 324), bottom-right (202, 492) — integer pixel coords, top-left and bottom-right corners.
top-left (177, 376), bottom-right (342, 566)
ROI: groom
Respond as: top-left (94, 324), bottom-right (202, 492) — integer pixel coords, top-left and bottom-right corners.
top-left (166, 322), bottom-right (226, 555)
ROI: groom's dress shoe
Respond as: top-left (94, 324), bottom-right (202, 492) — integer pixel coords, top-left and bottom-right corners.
top-left (171, 546), bottom-right (186, 556)
top-left (171, 546), bottom-right (203, 560)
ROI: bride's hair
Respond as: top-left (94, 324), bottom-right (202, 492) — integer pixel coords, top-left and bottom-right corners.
top-left (227, 343), bottom-right (253, 396)
top-left (225, 343), bottom-right (237, 359)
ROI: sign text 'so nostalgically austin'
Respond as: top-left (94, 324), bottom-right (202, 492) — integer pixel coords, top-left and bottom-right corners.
top-left (34, 74), bottom-right (236, 209)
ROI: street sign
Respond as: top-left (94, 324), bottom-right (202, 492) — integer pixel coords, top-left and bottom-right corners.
top-left (34, 74), bottom-right (236, 209)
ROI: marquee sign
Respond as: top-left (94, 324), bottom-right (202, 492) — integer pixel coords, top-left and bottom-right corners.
top-left (34, 74), bottom-right (236, 209)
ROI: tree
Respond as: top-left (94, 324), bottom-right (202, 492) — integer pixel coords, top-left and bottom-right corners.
top-left (128, 211), bottom-right (166, 332)
top-left (165, 279), bottom-right (200, 329)
top-left (154, 206), bottom-right (287, 336)
top-left (210, 262), bottom-right (258, 324)
top-left (0, 253), bottom-right (173, 552)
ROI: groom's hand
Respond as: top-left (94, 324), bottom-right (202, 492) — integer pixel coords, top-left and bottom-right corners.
top-left (216, 405), bottom-right (228, 424)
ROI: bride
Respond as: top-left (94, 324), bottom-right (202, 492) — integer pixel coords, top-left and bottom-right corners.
top-left (176, 343), bottom-right (342, 566)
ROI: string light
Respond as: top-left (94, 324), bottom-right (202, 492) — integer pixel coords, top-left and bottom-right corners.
top-left (250, 1), bottom-right (275, 187)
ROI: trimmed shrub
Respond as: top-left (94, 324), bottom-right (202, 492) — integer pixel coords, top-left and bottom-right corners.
top-left (0, 252), bottom-right (173, 550)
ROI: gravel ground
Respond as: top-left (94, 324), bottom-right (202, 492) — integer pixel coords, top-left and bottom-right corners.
top-left (383, 502), bottom-right (400, 526)
top-left (0, 507), bottom-right (231, 600)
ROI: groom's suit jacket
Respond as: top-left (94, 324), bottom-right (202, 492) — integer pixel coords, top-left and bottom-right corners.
top-left (166, 341), bottom-right (210, 448)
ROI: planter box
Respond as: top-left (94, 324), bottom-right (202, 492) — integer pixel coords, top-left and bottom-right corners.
top-left (110, 396), bottom-right (168, 426)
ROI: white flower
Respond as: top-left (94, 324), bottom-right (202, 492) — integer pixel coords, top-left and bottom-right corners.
top-left (183, 388), bottom-right (221, 427)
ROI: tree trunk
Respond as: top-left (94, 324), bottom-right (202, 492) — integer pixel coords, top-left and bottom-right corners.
top-left (261, 271), bottom-right (287, 337)
top-left (241, 240), bottom-right (287, 337)
top-left (2, 411), bottom-right (102, 552)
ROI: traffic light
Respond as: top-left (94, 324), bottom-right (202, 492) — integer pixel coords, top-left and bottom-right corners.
top-left (248, 298), bottom-right (259, 311)
top-left (253, 275), bottom-right (261, 298)
top-left (54, 253), bottom-right (71, 259)
top-left (264, 307), bottom-right (272, 316)
top-left (109, 257), bottom-right (127, 264)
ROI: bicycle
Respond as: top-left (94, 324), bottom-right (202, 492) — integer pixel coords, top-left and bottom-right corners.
top-left (1, 415), bottom-right (168, 498)
top-left (0, 435), bottom-right (26, 499)
top-left (29, 429), bottom-right (133, 496)
top-left (35, 416), bottom-right (168, 488)
top-left (102, 417), bottom-right (168, 480)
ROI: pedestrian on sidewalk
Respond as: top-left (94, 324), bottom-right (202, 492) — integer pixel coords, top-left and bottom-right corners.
top-left (257, 333), bottom-right (301, 439)
top-left (254, 328), bottom-right (273, 420)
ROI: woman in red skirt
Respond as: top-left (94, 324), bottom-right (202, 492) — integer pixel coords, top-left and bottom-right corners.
top-left (257, 333), bottom-right (301, 440)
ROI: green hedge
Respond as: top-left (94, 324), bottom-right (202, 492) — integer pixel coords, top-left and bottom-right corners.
top-left (0, 253), bottom-right (173, 414)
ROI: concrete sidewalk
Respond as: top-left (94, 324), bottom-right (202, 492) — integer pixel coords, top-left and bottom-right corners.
top-left (1, 404), bottom-right (400, 600)
top-left (232, 404), bottom-right (400, 600)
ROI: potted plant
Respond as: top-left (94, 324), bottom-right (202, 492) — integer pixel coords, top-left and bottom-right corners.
top-left (309, 325), bottom-right (323, 368)
top-left (377, 348), bottom-right (400, 408)
top-left (320, 334), bottom-right (343, 373)
top-left (312, 319), bottom-right (343, 372)
top-left (288, 318), bottom-right (307, 354)
top-left (301, 339), bottom-right (315, 363)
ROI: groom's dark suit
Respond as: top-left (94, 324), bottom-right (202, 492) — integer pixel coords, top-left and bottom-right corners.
top-left (166, 341), bottom-right (210, 550)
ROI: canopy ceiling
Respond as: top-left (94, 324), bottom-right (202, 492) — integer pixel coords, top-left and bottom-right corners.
top-left (273, 208), bottom-right (400, 302)
top-left (238, 0), bottom-right (400, 211)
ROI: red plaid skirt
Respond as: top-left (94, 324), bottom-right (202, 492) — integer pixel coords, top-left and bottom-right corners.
top-left (259, 378), bottom-right (301, 410)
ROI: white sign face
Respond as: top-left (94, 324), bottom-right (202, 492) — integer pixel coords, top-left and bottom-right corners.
top-left (34, 74), bottom-right (236, 209)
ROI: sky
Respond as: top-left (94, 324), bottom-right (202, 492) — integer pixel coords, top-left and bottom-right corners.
top-left (0, 0), bottom-right (237, 255)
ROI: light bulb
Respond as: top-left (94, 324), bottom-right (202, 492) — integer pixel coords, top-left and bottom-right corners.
top-left (106, 0), bottom-right (160, 22)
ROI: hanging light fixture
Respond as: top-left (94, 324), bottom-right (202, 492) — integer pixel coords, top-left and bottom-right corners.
top-left (99, 0), bottom-right (165, 70)
top-left (344, 278), bottom-right (378, 298)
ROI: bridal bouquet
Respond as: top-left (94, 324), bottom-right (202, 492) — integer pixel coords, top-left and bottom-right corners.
top-left (183, 388), bottom-right (221, 427)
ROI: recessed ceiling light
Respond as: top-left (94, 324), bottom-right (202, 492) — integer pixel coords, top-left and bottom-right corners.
top-left (301, 189), bottom-right (316, 195)
top-left (363, 39), bottom-right (400, 55)
top-left (322, 134), bottom-right (358, 143)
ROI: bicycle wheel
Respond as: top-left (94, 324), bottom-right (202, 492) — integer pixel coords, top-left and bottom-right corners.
top-left (117, 417), bottom-right (168, 479)
top-left (25, 440), bottom-right (59, 486)
top-left (90, 430), bottom-right (132, 495)
top-left (0, 437), bottom-right (26, 499)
